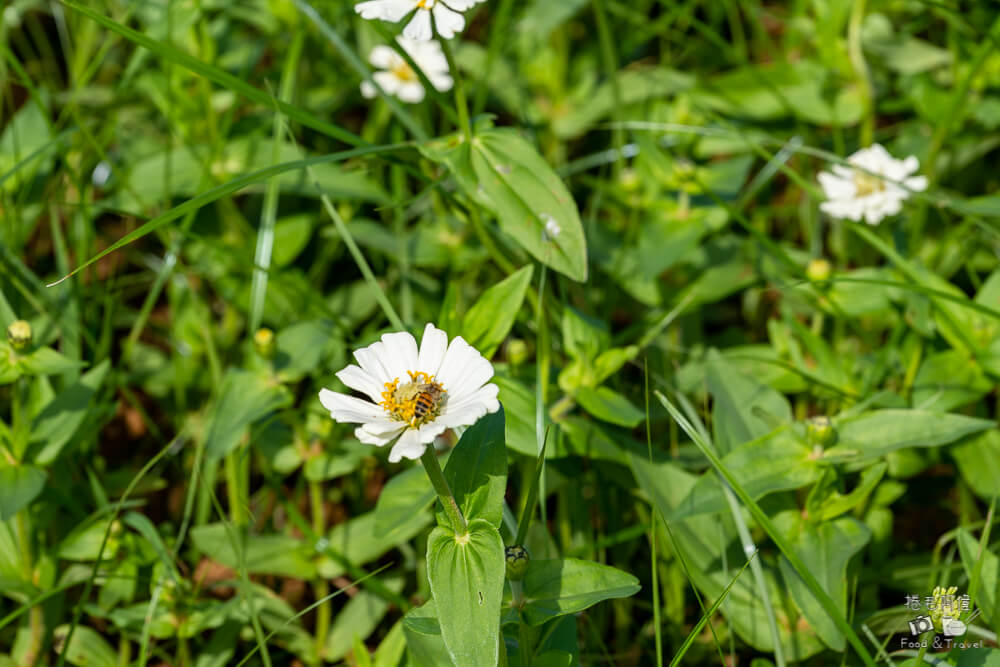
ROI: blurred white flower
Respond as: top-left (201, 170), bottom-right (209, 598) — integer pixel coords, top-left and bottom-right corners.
top-left (361, 37), bottom-right (453, 104)
top-left (319, 323), bottom-right (499, 463)
top-left (354, 0), bottom-right (485, 41)
top-left (92, 161), bottom-right (112, 187)
top-left (818, 143), bottom-right (928, 225)
top-left (540, 213), bottom-right (560, 241)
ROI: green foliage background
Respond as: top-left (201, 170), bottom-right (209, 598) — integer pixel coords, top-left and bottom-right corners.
top-left (2, 0), bottom-right (1000, 665)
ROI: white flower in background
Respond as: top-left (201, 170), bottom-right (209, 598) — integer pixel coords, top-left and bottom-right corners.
top-left (817, 143), bottom-right (928, 225)
top-left (540, 213), bottom-right (561, 241)
top-left (354, 0), bottom-right (485, 41)
top-left (361, 37), bottom-right (453, 104)
top-left (319, 323), bottom-right (500, 463)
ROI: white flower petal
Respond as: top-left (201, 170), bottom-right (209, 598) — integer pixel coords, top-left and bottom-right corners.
top-left (417, 323), bottom-right (449, 377)
top-left (335, 364), bottom-right (383, 403)
top-left (378, 330), bottom-right (419, 381)
top-left (373, 70), bottom-right (403, 95)
top-left (319, 389), bottom-right (384, 423)
top-left (403, 9), bottom-right (433, 41)
top-left (397, 81), bottom-right (426, 103)
top-left (389, 427), bottom-right (425, 462)
top-left (441, 0), bottom-right (479, 9)
top-left (438, 384), bottom-right (500, 427)
top-left (355, 0), bottom-right (416, 22)
top-left (356, 421), bottom-right (406, 446)
top-left (905, 175), bottom-right (928, 192)
top-left (360, 80), bottom-right (377, 98)
top-left (354, 345), bottom-right (393, 385)
top-left (369, 44), bottom-right (400, 69)
top-left (435, 335), bottom-right (480, 395)
top-left (431, 3), bottom-right (465, 38)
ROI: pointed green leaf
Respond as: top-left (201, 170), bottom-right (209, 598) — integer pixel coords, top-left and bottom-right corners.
top-left (0, 465), bottom-right (46, 521)
top-left (707, 350), bottom-right (792, 454)
top-left (426, 519), bottom-right (505, 667)
top-left (827, 410), bottom-right (994, 458)
top-left (462, 265), bottom-right (533, 358)
top-left (205, 369), bottom-right (292, 460)
top-left (520, 558), bottom-right (640, 627)
top-left (442, 408), bottom-right (507, 528)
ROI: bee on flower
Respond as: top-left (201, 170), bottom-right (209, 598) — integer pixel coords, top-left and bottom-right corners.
top-left (319, 323), bottom-right (500, 463)
top-left (354, 0), bottom-right (487, 42)
top-left (817, 143), bottom-right (928, 225)
top-left (361, 37), bottom-right (453, 104)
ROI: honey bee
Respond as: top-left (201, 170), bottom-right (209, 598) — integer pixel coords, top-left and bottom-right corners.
top-left (411, 383), bottom-right (445, 425)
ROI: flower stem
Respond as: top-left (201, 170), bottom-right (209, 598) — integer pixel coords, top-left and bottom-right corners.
top-left (438, 37), bottom-right (471, 141)
top-left (848, 0), bottom-right (874, 146)
top-left (420, 447), bottom-right (468, 536)
top-left (16, 511), bottom-right (43, 666)
top-left (310, 480), bottom-right (331, 660)
top-left (224, 451), bottom-right (245, 527)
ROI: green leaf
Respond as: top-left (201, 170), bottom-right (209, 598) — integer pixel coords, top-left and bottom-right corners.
top-left (957, 528), bottom-right (998, 625)
top-left (204, 369), bottom-right (292, 459)
top-left (952, 430), bottom-right (1000, 500)
top-left (189, 524), bottom-right (316, 579)
top-left (325, 577), bottom-right (405, 661)
top-left (811, 463), bottom-right (887, 522)
top-left (519, 558), bottom-right (641, 627)
top-left (374, 461), bottom-right (438, 538)
top-left (426, 519), bottom-right (505, 667)
top-left (672, 427), bottom-right (821, 519)
top-left (29, 360), bottom-right (110, 465)
top-left (707, 350), bottom-right (792, 455)
top-left (442, 408), bottom-right (507, 528)
top-left (494, 374), bottom-right (537, 457)
top-left (0, 465), bottom-right (46, 521)
top-left (58, 519), bottom-right (117, 561)
top-left (574, 386), bottom-right (644, 427)
top-left (462, 265), bottom-right (533, 358)
top-left (53, 624), bottom-right (118, 667)
top-left (420, 127), bottom-right (588, 282)
top-left (553, 67), bottom-right (694, 139)
top-left (273, 319), bottom-right (338, 383)
top-left (912, 350), bottom-right (992, 412)
top-left (16, 347), bottom-right (85, 376)
top-left (402, 600), bottom-right (454, 667)
top-left (318, 510), bottom-right (432, 580)
top-left (774, 514), bottom-right (871, 651)
top-left (827, 410), bottom-right (994, 458)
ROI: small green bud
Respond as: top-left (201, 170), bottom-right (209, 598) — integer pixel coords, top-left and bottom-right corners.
top-left (807, 416), bottom-right (835, 447)
top-left (806, 258), bottom-right (832, 283)
top-left (7, 320), bottom-right (32, 351)
top-left (506, 339), bottom-right (530, 366)
top-left (253, 328), bottom-right (276, 359)
top-left (505, 545), bottom-right (530, 581)
top-left (619, 168), bottom-right (641, 192)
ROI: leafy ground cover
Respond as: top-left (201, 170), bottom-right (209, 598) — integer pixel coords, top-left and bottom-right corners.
top-left (2, 0), bottom-right (1000, 665)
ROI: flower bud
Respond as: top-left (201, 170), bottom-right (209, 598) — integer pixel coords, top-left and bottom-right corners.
top-left (7, 320), bottom-right (32, 351)
top-left (505, 545), bottom-right (530, 582)
top-left (506, 339), bottom-right (529, 366)
top-left (806, 258), bottom-right (832, 283)
top-left (807, 416), bottom-right (835, 447)
top-left (253, 327), bottom-right (276, 359)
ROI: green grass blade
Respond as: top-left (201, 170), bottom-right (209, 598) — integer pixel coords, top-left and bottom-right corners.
top-left (61, 0), bottom-right (367, 148)
top-left (656, 390), bottom-right (879, 667)
top-left (47, 145), bottom-right (405, 287)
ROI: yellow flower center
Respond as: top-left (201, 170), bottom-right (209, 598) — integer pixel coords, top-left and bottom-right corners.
top-left (391, 60), bottom-right (418, 83)
top-left (853, 171), bottom-right (886, 197)
top-left (379, 370), bottom-right (447, 427)
top-left (416, 0), bottom-right (435, 8)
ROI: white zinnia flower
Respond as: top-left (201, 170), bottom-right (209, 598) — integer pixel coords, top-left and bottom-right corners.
top-left (817, 143), bottom-right (928, 225)
top-left (319, 323), bottom-right (500, 463)
top-left (354, 0), bottom-right (485, 41)
top-left (360, 37), bottom-right (453, 104)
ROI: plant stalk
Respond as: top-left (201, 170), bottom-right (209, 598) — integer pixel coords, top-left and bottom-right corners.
top-left (310, 480), bottom-right (331, 661)
top-left (420, 448), bottom-right (468, 535)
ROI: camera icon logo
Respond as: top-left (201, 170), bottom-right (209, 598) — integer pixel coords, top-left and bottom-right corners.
top-left (908, 615), bottom-right (933, 635)
top-left (942, 617), bottom-right (967, 637)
